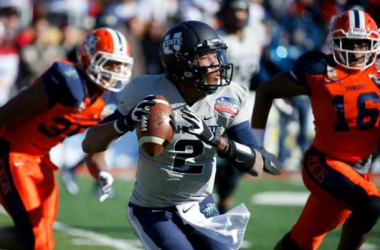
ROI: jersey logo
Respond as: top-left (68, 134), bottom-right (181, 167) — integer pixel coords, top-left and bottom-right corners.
top-left (182, 204), bottom-right (195, 213)
top-left (162, 32), bottom-right (182, 54)
top-left (64, 67), bottom-right (78, 78)
top-left (369, 73), bottom-right (380, 88)
top-left (203, 115), bottom-right (216, 121)
top-left (214, 97), bottom-right (240, 115)
top-left (325, 66), bottom-right (341, 83)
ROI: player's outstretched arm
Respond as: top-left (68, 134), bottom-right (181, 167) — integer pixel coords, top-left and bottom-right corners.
top-left (82, 121), bottom-right (121, 153)
top-left (251, 71), bottom-right (308, 175)
top-left (0, 80), bottom-right (50, 128)
top-left (252, 72), bottom-right (307, 128)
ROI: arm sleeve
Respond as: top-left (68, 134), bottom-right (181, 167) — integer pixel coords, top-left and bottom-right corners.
top-left (226, 121), bottom-right (259, 149)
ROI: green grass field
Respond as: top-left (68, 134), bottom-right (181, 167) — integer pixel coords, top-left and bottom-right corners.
top-left (0, 175), bottom-right (379, 250)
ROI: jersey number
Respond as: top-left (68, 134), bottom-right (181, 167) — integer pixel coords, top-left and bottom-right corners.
top-left (333, 92), bottom-right (380, 131)
top-left (172, 139), bottom-right (204, 174)
top-left (39, 118), bottom-right (88, 137)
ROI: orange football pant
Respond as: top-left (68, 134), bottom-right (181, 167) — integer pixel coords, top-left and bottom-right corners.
top-left (289, 147), bottom-right (380, 250)
top-left (0, 140), bottom-right (58, 250)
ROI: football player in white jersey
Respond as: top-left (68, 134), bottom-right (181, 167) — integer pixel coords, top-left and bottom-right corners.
top-left (82, 21), bottom-right (280, 250)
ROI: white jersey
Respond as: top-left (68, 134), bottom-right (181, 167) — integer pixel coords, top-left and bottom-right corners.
top-left (218, 22), bottom-right (266, 90)
top-left (118, 74), bottom-right (250, 207)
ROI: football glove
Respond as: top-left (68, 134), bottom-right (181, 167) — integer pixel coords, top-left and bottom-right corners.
top-left (259, 147), bottom-right (282, 175)
top-left (181, 108), bottom-right (221, 147)
top-left (114, 95), bottom-right (156, 134)
top-left (97, 170), bottom-right (114, 202)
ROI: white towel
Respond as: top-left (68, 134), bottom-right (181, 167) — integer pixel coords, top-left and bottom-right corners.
top-left (176, 202), bottom-right (250, 250)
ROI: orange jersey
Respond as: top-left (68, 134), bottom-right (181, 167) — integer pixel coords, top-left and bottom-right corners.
top-left (0, 61), bottom-right (108, 155)
top-left (289, 51), bottom-right (380, 162)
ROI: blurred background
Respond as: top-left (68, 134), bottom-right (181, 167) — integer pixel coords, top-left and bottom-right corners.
top-left (0, 0), bottom-right (379, 249)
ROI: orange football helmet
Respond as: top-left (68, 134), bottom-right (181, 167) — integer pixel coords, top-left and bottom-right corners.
top-left (327, 9), bottom-right (380, 70)
top-left (77, 28), bottom-right (134, 92)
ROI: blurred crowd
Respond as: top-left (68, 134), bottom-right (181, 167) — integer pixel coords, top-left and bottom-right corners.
top-left (1, 0), bottom-right (380, 173)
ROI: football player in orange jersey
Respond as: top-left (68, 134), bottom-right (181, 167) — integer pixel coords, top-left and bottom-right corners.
top-left (0, 27), bottom-right (133, 250)
top-left (252, 9), bottom-right (380, 250)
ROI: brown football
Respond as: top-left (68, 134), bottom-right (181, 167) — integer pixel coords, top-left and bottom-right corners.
top-left (136, 95), bottom-right (175, 157)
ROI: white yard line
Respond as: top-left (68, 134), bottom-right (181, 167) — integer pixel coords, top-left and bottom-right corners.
top-left (0, 207), bottom-right (143, 250)
top-left (54, 222), bottom-right (143, 250)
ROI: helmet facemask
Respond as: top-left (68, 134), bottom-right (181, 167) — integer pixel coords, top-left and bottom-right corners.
top-left (327, 10), bottom-right (380, 71)
top-left (328, 29), bottom-right (379, 70)
top-left (87, 50), bottom-right (134, 92)
top-left (178, 39), bottom-right (233, 95)
top-left (78, 28), bottom-right (134, 92)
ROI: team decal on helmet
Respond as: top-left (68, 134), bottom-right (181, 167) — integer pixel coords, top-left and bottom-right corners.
top-left (162, 32), bottom-right (182, 55)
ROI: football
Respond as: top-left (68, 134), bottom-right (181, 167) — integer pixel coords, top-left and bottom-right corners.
top-left (136, 95), bottom-right (175, 157)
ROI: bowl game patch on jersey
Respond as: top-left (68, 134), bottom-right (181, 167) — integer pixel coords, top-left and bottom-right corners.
top-left (214, 96), bottom-right (240, 115)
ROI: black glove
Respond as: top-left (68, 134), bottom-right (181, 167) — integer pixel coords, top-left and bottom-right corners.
top-left (114, 95), bottom-right (156, 133)
top-left (259, 147), bottom-right (282, 175)
top-left (181, 108), bottom-right (221, 147)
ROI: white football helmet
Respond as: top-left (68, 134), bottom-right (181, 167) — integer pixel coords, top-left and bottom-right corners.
top-left (77, 28), bottom-right (134, 92)
top-left (327, 9), bottom-right (380, 70)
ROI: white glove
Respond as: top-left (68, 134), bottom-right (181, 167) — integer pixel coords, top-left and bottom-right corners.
top-left (98, 171), bottom-right (114, 202)
top-left (259, 148), bottom-right (282, 175)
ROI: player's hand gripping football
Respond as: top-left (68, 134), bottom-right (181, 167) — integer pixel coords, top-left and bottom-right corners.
top-left (98, 170), bottom-right (114, 202)
top-left (181, 108), bottom-right (221, 147)
top-left (259, 148), bottom-right (282, 175)
top-left (115, 95), bottom-right (156, 133)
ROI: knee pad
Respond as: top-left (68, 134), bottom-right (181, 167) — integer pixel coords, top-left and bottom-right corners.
top-left (346, 195), bottom-right (380, 233)
top-left (281, 232), bottom-right (303, 250)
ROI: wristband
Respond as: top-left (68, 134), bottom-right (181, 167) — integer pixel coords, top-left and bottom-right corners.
top-left (113, 119), bottom-right (128, 134)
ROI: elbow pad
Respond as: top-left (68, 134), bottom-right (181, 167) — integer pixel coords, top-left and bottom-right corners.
top-left (218, 139), bottom-right (256, 173)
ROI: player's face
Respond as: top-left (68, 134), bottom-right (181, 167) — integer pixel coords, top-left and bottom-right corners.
top-left (98, 59), bottom-right (131, 88)
top-left (342, 39), bottom-right (371, 65)
top-left (194, 50), bottom-right (220, 85)
top-left (103, 60), bottom-right (130, 74)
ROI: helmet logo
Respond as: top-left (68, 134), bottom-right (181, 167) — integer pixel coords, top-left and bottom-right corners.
top-left (84, 35), bottom-right (99, 54)
top-left (162, 32), bottom-right (182, 54)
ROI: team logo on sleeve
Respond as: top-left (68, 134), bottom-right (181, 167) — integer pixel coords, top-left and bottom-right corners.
top-left (214, 97), bottom-right (240, 115)
top-left (369, 73), bottom-right (380, 87)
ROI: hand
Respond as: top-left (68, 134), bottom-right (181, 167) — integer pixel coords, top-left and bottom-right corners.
top-left (181, 108), bottom-right (220, 146)
top-left (259, 148), bottom-right (282, 175)
top-left (115, 95), bottom-right (156, 133)
top-left (97, 170), bottom-right (114, 202)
